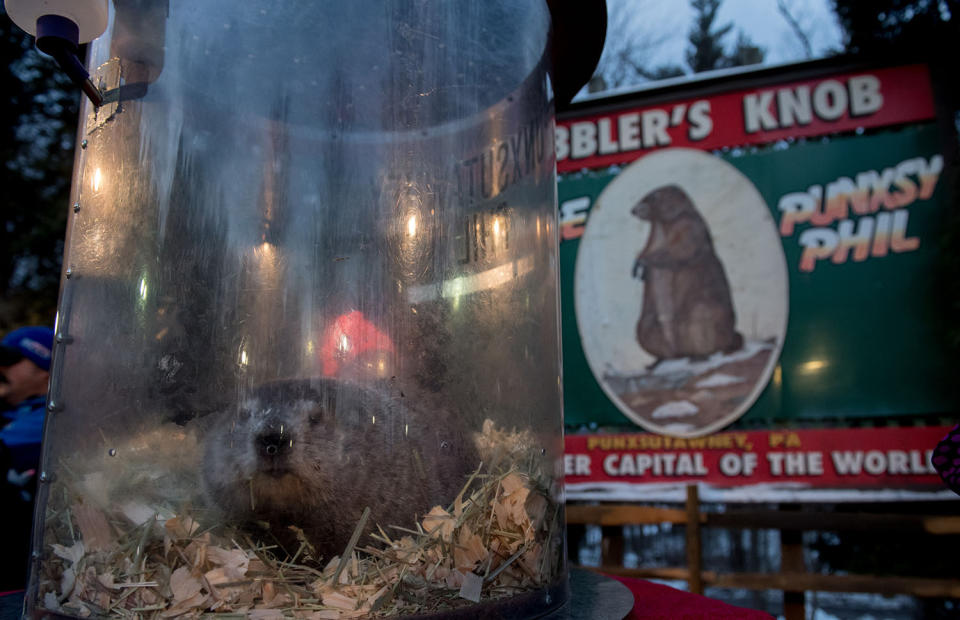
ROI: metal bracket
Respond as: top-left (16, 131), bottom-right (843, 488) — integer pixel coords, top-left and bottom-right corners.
top-left (85, 57), bottom-right (148, 134)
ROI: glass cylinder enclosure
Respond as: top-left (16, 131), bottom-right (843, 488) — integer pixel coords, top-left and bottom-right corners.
top-left (28, 1), bottom-right (565, 618)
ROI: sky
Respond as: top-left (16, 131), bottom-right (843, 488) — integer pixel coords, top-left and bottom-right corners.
top-left (590, 0), bottom-right (845, 94)
top-left (683, 0), bottom-right (843, 64)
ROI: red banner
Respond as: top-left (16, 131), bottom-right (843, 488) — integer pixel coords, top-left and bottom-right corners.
top-left (556, 64), bottom-right (936, 173)
top-left (564, 426), bottom-right (950, 491)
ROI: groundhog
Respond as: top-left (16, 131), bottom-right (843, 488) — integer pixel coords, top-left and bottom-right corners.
top-left (630, 184), bottom-right (743, 364)
top-left (201, 377), bottom-right (476, 559)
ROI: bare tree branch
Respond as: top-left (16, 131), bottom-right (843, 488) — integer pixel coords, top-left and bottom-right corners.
top-left (589, 0), bottom-right (681, 91)
top-left (777, 0), bottom-right (814, 58)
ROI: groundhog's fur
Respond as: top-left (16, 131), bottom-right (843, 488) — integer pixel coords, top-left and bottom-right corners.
top-left (201, 378), bottom-right (475, 559)
top-left (630, 185), bottom-right (743, 363)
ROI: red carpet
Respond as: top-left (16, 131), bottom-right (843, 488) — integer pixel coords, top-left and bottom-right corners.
top-left (610, 576), bottom-right (774, 619)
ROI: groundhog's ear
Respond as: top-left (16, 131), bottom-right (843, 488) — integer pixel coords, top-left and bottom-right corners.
top-left (294, 398), bottom-right (326, 424)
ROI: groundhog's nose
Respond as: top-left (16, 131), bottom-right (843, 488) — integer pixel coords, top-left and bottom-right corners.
top-left (257, 431), bottom-right (292, 460)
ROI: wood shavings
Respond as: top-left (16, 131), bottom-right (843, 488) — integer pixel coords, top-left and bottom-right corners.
top-left (36, 419), bottom-right (562, 618)
top-left (164, 515), bottom-right (200, 539)
top-left (52, 541), bottom-right (85, 564)
top-left (73, 502), bottom-right (114, 552)
top-left (454, 525), bottom-right (486, 572)
top-left (169, 566), bottom-right (203, 603)
top-left (421, 506), bottom-right (455, 542)
top-left (120, 501), bottom-right (159, 527)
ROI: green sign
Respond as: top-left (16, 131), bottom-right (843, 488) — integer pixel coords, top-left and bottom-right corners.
top-left (559, 123), bottom-right (955, 431)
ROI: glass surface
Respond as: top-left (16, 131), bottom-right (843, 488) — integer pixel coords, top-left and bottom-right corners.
top-left (28, 1), bottom-right (565, 618)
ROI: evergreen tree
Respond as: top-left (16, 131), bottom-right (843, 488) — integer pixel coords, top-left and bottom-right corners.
top-left (686, 0), bottom-right (734, 72)
top-left (831, 0), bottom-right (959, 59)
top-left (726, 32), bottom-right (765, 68)
top-left (686, 0), bottom-right (766, 73)
top-left (0, 6), bottom-right (80, 330)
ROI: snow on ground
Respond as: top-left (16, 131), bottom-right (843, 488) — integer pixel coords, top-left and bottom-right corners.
top-left (696, 372), bottom-right (745, 388)
top-left (650, 339), bottom-right (774, 379)
top-left (651, 400), bottom-right (699, 418)
top-left (657, 423), bottom-right (695, 434)
top-left (602, 338), bottom-right (776, 433)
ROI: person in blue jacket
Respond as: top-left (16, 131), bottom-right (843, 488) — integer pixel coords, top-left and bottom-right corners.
top-left (0, 326), bottom-right (53, 476)
top-left (0, 325), bottom-right (52, 590)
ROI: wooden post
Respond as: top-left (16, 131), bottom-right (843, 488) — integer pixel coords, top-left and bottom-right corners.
top-left (780, 504), bottom-right (805, 620)
top-left (601, 525), bottom-right (624, 567)
top-left (685, 484), bottom-right (703, 595)
top-left (566, 523), bottom-right (585, 565)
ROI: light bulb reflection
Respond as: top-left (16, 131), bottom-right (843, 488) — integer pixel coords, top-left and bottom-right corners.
top-left (92, 168), bottom-right (103, 192)
top-left (406, 255), bottom-right (535, 307)
top-left (396, 189), bottom-right (429, 277)
top-left (800, 359), bottom-right (827, 374)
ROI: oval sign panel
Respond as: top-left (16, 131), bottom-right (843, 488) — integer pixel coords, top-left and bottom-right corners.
top-left (574, 148), bottom-right (789, 437)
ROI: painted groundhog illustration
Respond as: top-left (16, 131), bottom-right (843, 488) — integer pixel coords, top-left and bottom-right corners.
top-left (631, 184), bottom-right (743, 363)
